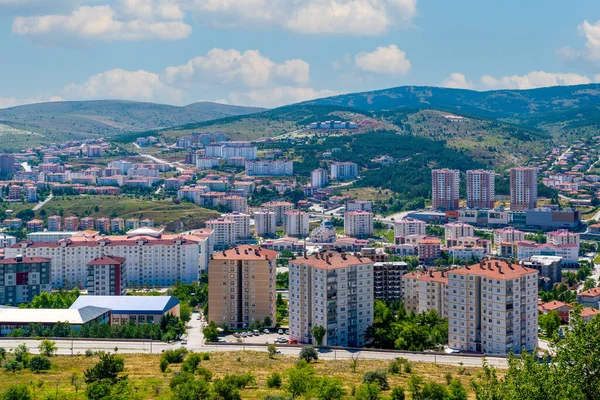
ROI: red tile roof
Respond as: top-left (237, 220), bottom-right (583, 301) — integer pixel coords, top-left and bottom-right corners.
top-left (212, 245), bottom-right (278, 261)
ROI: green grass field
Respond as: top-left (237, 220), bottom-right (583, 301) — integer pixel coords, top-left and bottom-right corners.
top-left (0, 351), bottom-right (482, 399)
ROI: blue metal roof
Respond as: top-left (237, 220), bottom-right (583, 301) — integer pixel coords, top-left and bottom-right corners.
top-left (70, 296), bottom-right (179, 314)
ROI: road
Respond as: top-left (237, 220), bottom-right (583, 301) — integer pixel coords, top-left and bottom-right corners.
top-left (140, 153), bottom-right (185, 172)
top-left (20, 162), bottom-right (32, 172)
top-left (32, 193), bottom-right (53, 211)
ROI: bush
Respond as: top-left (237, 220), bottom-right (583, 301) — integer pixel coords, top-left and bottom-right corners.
top-left (28, 356), bottom-right (51, 373)
top-left (197, 367), bottom-right (213, 382)
top-left (182, 353), bottom-right (203, 373)
top-left (266, 372), bottom-right (282, 388)
top-left (0, 348), bottom-right (6, 360)
top-left (362, 370), bottom-right (389, 390)
top-left (2, 360), bottom-right (23, 374)
top-left (159, 357), bottom-right (168, 373)
top-left (14, 344), bottom-right (30, 367)
top-left (201, 352), bottom-right (210, 361)
top-left (354, 383), bottom-right (381, 400)
top-left (388, 358), bottom-right (405, 374)
top-left (298, 346), bottom-right (318, 363)
top-left (85, 349), bottom-right (94, 357)
top-left (263, 396), bottom-right (291, 400)
top-left (38, 340), bottom-right (57, 357)
top-left (1, 384), bottom-right (32, 400)
top-left (162, 348), bottom-right (189, 364)
top-left (404, 362), bottom-right (412, 374)
top-left (390, 387), bottom-right (405, 400)
top-left (222, 373), bottom-right (256, 389)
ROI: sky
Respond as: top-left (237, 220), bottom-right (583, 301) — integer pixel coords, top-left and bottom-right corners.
top-left (0, 0), bottom-right (599, 109)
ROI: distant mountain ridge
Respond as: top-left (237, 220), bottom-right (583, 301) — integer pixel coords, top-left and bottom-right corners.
top-left (0, 100), bottom-right (265, 137)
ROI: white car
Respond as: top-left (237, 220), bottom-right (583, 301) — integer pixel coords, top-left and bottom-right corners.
top-left (263, 329), bottom-right (270, 334)
top-left (278, 329), bottom-right (284, 334)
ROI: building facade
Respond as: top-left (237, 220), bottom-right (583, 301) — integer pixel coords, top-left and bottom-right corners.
top-left (254, 210), bottom-right (277, 237)
top-left (344, 211), bottom-right (373, 238)
top-left (394, 217), bottom-right (426, 238)
top-left (466, 170), bottom-right (495, 209)
top-left (402, 269), bottom-right (448, 318)
top-left (283, 211), bottom-right (310, 237)
top-left (432, 169), bottom-right (460, 211)
top-left (330, 162), bottom-right (358, 180)
top-left (87, 255), bottom-right (126, 296)
top-left (0, 256), bottom-right (51, 305)
top-left (510, 167), bottom-right (538, 211)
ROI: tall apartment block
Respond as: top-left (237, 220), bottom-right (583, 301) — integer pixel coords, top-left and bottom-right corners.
top-left (493, 227), bottom-right (525, 246)
top-left (87, 256), bottom-right (126, 296)
top-left (394, 217), bottom-right (426, 237)
top-left (373, 261), bottom-right (409, 301)
top-left (402, 269), bottom-right (448, 318)
top-left (208, 246), bottom-right (277, 329)
top-left (64, 216), bottom-right (79, 231)
top-left (288, 252), bottom-right (374, 347)
top-left (344, 211), bottom-right (374, 238)
top-left (47, 215), bottom-right (62, 232)
top-left (222, 212), bottom-right (251, 242)
top-left (0, 154), bottom-right (15, 178)
top-left (445, 222), bottom-right (475, 246)
top-left (311, 169), bottom-right (329, 188)
top-left (447, 259), bottom-right (538, 355)
top-left (510, 167), bottom-right (537, 211)
top-left (0, 256), bottom-right (51, 305)
top-left (431, 169), bottom-right (460, 211)
top-left (206, 218), bottom-right (236, 248)
top-left (283, 211), bottom-right (310, 237)
top-left (262, 201), bottom-right (294, 224)
top-left (466, 170), bottom-right (495, 209)
top-left (254, 210), bottom-right (277, 237)
top-left (330, 162), bottom-right (358, 181)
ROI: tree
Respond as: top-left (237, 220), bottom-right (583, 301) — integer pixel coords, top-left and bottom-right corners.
top-left (28, 356), bottom-right (51, 373)
top-left (84, 352), bottom-right (125, 384)
top-left (181, 353), bottom-right (202, 373)
top-left (70, 372), bottom-right (83, 393)
top-left (407, 375), bottom-right (424, 400)
top-left (349, 354), bottom-right (360, 373)
top-left (298, 346), bottom-right (318, 363)
top-left (267, 344), bottom-right (277, 359)
top-left (421, 381), bottom-right (448, 400)
top-left (539, 311), bottom-right (561, 337)
top-left (2, 360), bottom-right (23, 374)
top-left (38, 339), bottom-right (57, 357)
top-left (316, 377), bottom-right (346, 400)
top-left (354, 383), bottom-right (381, 400)
top-left (203, 321), bottom-right (219, 343)
top-left (263, 316), bottom-right (273, 328)
top-left (0, 348), bottom-right (5, 360)
top-left (362, 370), bottom-right (389, 390)
top-left (390, 387), bottom-right (406, 400)
top-left (448, 379), bottom-right (467, 400)
top-left (266, 373), bottom-right (282, 388)
top-left (285, 363), bottom-right (315, 398)
top-left (0, 385), bottom-right (31, 400)
top-left (212, 378), bottom-right (242, 400)
top-left (311, 325), bottom-right (327, 346)
top-left (14, 343), bottom-right (30, 367)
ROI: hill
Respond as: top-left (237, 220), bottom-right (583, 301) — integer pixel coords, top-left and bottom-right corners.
top-left (0, 100), bottom-right (264, 148)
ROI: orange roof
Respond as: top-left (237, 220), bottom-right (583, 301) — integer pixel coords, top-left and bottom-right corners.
top-left (577, 287), bottom-right (600, 297)
top-left (580, 307), bottom-right (600, 318)
top-left (450, 259), bottom-right (537, 280)
top-left (403, 269), bottom-right (448, 284)
top-left (212, 245), bottom-right (278, 261)
top-left (291, 251), bottom-right (372, 270)
top-left (540, 300), bottom-right (573, 311)
top-left (87, 255), bottom-right (126, 266)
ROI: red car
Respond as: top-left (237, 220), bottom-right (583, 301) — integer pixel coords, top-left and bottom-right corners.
top-left (288, 339), bottom-right (298, 345)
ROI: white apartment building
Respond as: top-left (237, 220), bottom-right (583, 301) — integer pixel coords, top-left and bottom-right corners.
top-left (516, 241), bottom-right (579, 265)
top-left (345, 200), bottom-right (373, 212)
top-left (196, 157), bottom-right (219, 169)
top-left (0, 234), bottom-right (17, 248)
top-left (493, 227), bottom-right (525, 246)
top-left (283, 211), bottom-right (310, 237)
top-left (547, 229), bottom-right (580, 246)
top-left (206, 219), bottom-right (236, 248)
top-left (222, 212), bottom-right (251, 242)
top-left (221, 143), bottom-right (257, 160)
top-left (344, 211), bottom-right (374, 238)
top-left (245, 160), bottom-right (293, 176)
top-left (6, 228), bottom-right (213, 288)
top-left (108, 160), bottom-right (133, 175)
top-left (330, 162), bottom-right (358, 180)
top-left (222, 195), bottom-right (248, 214)
top-left (447, 260), bottom-right (538, 355)
top-left (177, 186), bottom-right (209, 205)
top-left (445, 222), bottom-right (475, 241)
top-left (288, 252), bottom-right (374, 347)
top-left (402, 270), bottom-right (448, 318)
top-left (466, 170), bottom-right (495, 209)
top-left (394, 217), bottom-right (426, 237)
top-left (310, 220), bottom-right (337, 243)
top-left (262, 201), bottom-right (294, 224)
top-left (432, 169), bottom-right (460, 211)
top-left (254, 210), bottom-right (277, 237)
top-left (311, 169), bottom-right (329, 188)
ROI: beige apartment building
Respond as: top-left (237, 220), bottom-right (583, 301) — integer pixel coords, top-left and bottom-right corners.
top-left (402, 269), bottom-right (448, 318)
top-left (344, 210), bottom-right (374, 238)
top-left (208, 245), bottom-right (278, 329)
top-left (447, 259), bottom-right (538, 355)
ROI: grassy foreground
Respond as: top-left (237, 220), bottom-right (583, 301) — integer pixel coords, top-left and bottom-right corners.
top-left (0, 351), bottom-right (482, 399)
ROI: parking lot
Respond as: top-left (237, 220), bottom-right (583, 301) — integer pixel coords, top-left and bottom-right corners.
top-left (222, 330), bottom-right (290, 344)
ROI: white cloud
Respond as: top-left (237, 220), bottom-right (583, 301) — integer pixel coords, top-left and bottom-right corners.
top-left (480, 71), bottom-right (593, 90)
top-left (558, 20), bottom-right (600, 64)
top-left (187, 0), bottom-right (417, 35)
top-left (63, 69), bottom-right (183, 102)
top-left (12, 2), bottom-right (192, 41)
top-left (441, 72), bottom-right (473, 89)
top-left (0, 94), bottom-right (63, 109)
top-left (229, 86), bottom-right (339, 108)
top-left (354, 45), bottom-right (411, 75)
top-left (162, 48), bottom-right (309, 88)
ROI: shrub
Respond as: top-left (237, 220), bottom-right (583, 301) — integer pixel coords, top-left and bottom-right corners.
top-left (159, 357), bottom-right (168, 373)
top-left (0, 348), bottom-right (6, 360)
top-left (2, 360), bottom-right (23, 374)
top-left (404, 362), bottom-right (412, 374)
top-left (390, 387), bottom-right (406, 400)
top-left (388, 358), bottom-right (405, 374)
top-left (362, 370), bottom-right (389, 390)
top-left (38, 340), bottom-right (57, 357)
top-left (1, 384), bottom-right (32, 400)
top-left (263, 396), bottom-right (291, 400)
top-left (298, 346), bottom-right (318, 363)
top-left (197, 367), bottom-right (213, 382)
top-left (266, 372), bottom-right (282, 388)
top-left (14, 344), bottom-right (30, 367)
top-left (201, 352), bottom-right (210, 361)
top-left (354, 383), bottom-right (381, 400)
top-left (222, 373), bottom-right (256, 389)
top-left (162, 348), bottom-right (188, 364)
top-left (85, 349), bottom-right (94, 357)
top-left (28, 356), bottom-right (51, 373)
top-left (182, 353), bottom-right (202, 373)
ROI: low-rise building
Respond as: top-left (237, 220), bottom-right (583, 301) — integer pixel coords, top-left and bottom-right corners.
top-left (538, 300), bottom-right (573, 323)
top-left (577, 287), bottom-right (600, 309)
top-left (70, 296), bottom-right (180, 325)
top-left (0, 306), bottom-right (110, 336)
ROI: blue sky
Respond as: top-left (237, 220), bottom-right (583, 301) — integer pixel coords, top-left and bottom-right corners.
top-left (0, 0), bottom-right (599, 108)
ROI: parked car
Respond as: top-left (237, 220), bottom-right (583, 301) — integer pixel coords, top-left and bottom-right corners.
top-left (181, 339), bottom-right (188, 345)
top-left (288, 339), bottom-right (298, 345)
top-left (263, 329), bottom-right (270, 334)
top-left (278, 329), bottom-right (284, 334)
top-left (285, 329), bottom-right (289, 335)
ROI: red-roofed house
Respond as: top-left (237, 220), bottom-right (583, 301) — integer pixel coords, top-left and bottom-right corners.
top-left (538, 300), bottom-right (574, 323)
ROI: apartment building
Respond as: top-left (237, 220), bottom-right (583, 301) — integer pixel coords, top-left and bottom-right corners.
top-left (0, 256), bottom-right (52, 305)
top-left (222, 212), bottom-right (251, 242)
top-left (254, 210), bottom-right (277, 237)
top-left (330, 162), bottom-right (358, 180)
top-left (196, 157), bottom-right (219, 169)
top-left (311, 169), bottom-right (329, 188)
top-left (222, 195), bottom-right (248, 214)
top-left (466, 170), bottom-right (495, 209)
top-left (110, 218), bottom-right (125, 232)
top-left (547, 229), bottom-right (580, 246)
top-left (447, 259), bottom-right (538, 355)
top-left (394, 217), bottom-right (426, 238)
top-left (445, 222), bottom-right (475, 242)
top-left (431, 169), bottom-right (460, 211)
top-left (373, 262), bottom-right (409, 301)
top-left (6, 227), bottom-right (212, 288)
top-left (493, 227), bottom-right (525, 246)
top-left (288, 251), bottom-right (374, 347)
top-left (262, 201), bottom-right (294, 224)
top-left (345, 200), bottom-right (373, 212)
top-left (310, 220), bottom-right (337, 243)
top-left (516, 241), bottom-right (579, 264)
top-left (64, 216), bottom-right (79, 231)
top-left (402, 269), bottom-right (448, 318)
top-left (344, 211), bottom-right (373, 238)
top-left (86, 255), bottom-right (126, 296)
top-left (206, 219), bottom-right (236, 248)
top-left (510, 167), bottom-right (538, 211)
top-left (283, 211), bottom-right (310, 237)
top-left (208, 246), bottom-right (278, 329)
top-left (245, 160), bottom-right (293, 176)
top-left (417, 238), bottom-right (442, 263)
top-left (47, 216), bottom-right (62, 232)
top-left (80, 217), bottom-right (95, 230)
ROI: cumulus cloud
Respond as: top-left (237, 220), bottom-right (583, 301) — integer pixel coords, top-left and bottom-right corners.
top-left (188, 0), bottom-right (417, 35)
top-left (12, 2), bottom-right (192, 41)
top-left (479, 71), bottom-right (593, 90)
top-left (229, 86), bottom-right (339, 108)
top-left (558, 20), bottom-right (600, 64)
top-left (354, 45), bottom-right (411, 75)
top-left (441, 73), bottom-right (473, 89)
top-left (162, 48), bottom-right (310, 88)
top-left (63, 69), bottom-right (183, 102)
